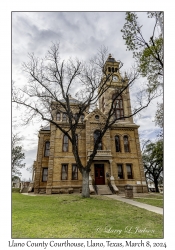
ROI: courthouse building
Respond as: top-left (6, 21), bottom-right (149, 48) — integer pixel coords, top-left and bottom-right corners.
top-left (33, 54), bottom-right (147, 195)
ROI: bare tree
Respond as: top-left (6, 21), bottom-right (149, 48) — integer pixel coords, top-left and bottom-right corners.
top-left (12, 43), bottom-right (160, 197)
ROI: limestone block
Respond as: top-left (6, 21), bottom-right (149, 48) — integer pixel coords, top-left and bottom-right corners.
top-left (46, 188), bottom-right (52, 195)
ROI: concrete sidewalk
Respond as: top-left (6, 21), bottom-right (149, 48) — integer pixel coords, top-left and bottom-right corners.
top-left (104, 195), bottom-right (163, 215)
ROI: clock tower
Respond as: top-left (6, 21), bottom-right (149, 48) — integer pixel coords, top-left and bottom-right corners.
top-left (99, 54), bottom-right (133, 124)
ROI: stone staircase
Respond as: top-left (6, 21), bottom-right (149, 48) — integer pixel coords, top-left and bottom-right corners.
top-left (96, 185), bottom-right (113, 195)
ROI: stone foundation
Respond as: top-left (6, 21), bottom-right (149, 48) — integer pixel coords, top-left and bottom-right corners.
top-left (116, 184), bottom-right (148, 194)
top-left (34, 186), bottom-right (82, 194)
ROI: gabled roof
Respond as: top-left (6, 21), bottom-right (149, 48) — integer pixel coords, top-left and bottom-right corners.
top-left (84, 108), bottom-right (107, 121)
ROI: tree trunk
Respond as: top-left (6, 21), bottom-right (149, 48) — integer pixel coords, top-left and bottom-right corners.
top-left (154, 178), bottom-right (159, 193)
top-left (81, 169), bottom-right (90, 198)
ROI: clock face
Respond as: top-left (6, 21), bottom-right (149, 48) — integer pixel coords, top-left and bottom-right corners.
top-left (113, 76), bottom-right (118, 81)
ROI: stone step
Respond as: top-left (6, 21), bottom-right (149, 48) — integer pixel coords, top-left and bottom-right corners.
top-left (96, 185), bottom-right (113, 195)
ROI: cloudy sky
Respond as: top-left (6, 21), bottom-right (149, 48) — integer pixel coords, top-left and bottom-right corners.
top-left (12, 11), bottom-right (162, 180)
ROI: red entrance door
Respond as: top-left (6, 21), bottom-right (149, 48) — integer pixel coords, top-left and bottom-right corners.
top-left (95, 164), bottom-right (105, 185)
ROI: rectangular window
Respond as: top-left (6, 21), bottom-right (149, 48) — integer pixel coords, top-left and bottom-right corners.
top-left (126, 164), bottom-right (133, 179)
top-left (72, 164), bottom-right (78, 180)
top-left (117, 164), bottom-right (123, 179)
top-left (42, 168), bottom-right (48, 182)
top-left (61, 164), bottom-right (68, 180)
top-left (44, 141), bottom-right (50, 156)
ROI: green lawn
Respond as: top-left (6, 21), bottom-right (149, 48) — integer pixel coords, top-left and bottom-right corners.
top-left (12, 193), bottom-right (163, 239)
top-left (133, 197), bottom-right (163, 208)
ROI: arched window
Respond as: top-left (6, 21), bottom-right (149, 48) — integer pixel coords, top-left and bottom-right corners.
top-left (108, 67), bottom-right (111, 72)
top-left (56, 112), bottom-right (61, 121)
top-left (44, 141), bottom-right (50, 156)
top-left (62, 113), bottom-right (68, 122)
top-left (115, 135), bottom-right (121, 152)
top-left (113, 93), bottom-right (124, 119)
top-left (63, 135), bottom-right (69, 152)
top-left (94, 130), bottom-right (102, 150)
top-left (123, 135), bottom-right (129, 152)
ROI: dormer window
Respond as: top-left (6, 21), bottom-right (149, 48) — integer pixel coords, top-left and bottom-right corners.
top-left (56, 112), bottom-right (61, 121)
top-left (62, 113), bottom-right (68, 122)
